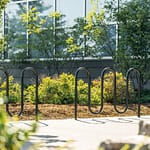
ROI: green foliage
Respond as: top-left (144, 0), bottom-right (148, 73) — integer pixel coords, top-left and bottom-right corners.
top-left (57, 73), bottom-right (75, 104)
top-left (0, 76), bottom-right (21, 103)
top-left (20, 7), bottom-right (42, 35)
top-left (141, 89), bottom-right (150, 103)
top-left (38, 76), bottom-right (61, 104)
top-left (20, 4), bottom-right (69, 73)
top-left (0, 36), bottom-right (6, 53)
top-left (24, 84), bottom-right (36, 103)
top-left (0, 0), bottom-right (9, 15)
top-left (0, 99), bottom-right (37, 150)
top-left (66, 0), bottom-right (112, 58)
top-left (26, 73), bottom-right (75, 104)
top-left (20, 4), bottom-right (69, 59)
top-left (105, 0), bottom-right (150, 86)
top-left (0, 72), bottom-right (136, 105)
top-left (0, 0), bottom-right (9, 54)
top-left (25, 72), bottom-right (133, 105)
top-left (77, 79), bottom-right (88, 104)
top-left (92, 72), bottom-right (134, 103)
top-left (0, 72), bottom-right (135, 105)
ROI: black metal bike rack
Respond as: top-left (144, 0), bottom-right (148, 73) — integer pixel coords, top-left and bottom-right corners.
top-left (0, 67), bottom-right (12, 116)
top-left (126, 68), bottom-right (141, 117)
top-left (1, 67), bottom-right (39, 120)
top-left (20, 67), bottom-right (39, 121)
top-left (74, 67), bottom-right (141, 120)
top-left (75, 67), bottom-right (103, 120)
top-left (101, 67), bottom-right (129, 114)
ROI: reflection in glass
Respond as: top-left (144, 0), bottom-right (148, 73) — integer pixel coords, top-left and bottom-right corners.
top-left (29, 0), bottom-right (54, 58)
top-left (57, 0), bottom-right (84, 26)
top-left (3, 0), bottom-right (117, 59)
top-left (86, 0), bottom-right (105, 15)
top-left (5, 2), bottom-right (27, 59)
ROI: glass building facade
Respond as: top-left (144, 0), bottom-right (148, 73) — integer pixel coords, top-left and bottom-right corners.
top-left (1, 0), bottom-right (117, 60)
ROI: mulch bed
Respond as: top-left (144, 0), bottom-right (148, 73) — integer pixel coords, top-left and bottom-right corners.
top-left (6, 103), bottom-right (150, 120)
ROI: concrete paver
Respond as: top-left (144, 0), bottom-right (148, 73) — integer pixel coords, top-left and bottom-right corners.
top-left (11, 116), bottom-right (150, 150)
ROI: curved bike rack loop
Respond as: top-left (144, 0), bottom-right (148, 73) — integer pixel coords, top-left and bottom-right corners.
top-left (0, 67), bottom-right (13, 116)
top-left (101, 67), bottom-right (128, 114)
top-left (74, 67), bottom-right (103, 120)
top-left (126, 68), bottom-right (141, 117)
top-left (20, 67), bottom-right (39, 121)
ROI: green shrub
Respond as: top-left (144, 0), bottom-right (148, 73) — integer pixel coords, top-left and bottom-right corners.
top-left (57, 73), bottom-right (75, 104)
top-left (24, 84), bottom-right (36, 103)
top-left (91, 72), bottom-right (134, 103)
top-left (25, 73), bottom-right (89, 104)
top-left (140, 89), bottom-right (150, 103)
top-left (0, 76), bottom-right (21, 103)
top-left (25, 72), bottom-right (134, 105)
top-left (38, 76), bottom-right (61, 104)
top-left (91, 80), bottom-right (101, 105)
top-left (76, 79), bottom-right (88, 104)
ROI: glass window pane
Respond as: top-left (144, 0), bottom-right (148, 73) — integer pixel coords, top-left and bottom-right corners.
top-left (57, 0), bottom-right (84, 26)
top-left (29, 0), bottom-right (54, 58)
top-left (86, 0), bottom-right (105, 14)
top-left (5, 2), bottom-right (27, 59)
top-left (101, 24), bottom-right (116, 56)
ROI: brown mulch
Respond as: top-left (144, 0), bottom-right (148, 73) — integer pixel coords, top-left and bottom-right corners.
top-left (6, 103), bottom-right (150, 120)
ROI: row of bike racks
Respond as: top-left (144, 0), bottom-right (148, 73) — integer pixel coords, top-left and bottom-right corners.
top-left (74, 67), bottom-right (141, 120)
top-left (0, 66), bottom-right (141, 121)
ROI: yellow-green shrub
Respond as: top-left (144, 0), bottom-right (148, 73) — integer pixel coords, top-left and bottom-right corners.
top-left (57, 73), bottom-right (75, 104)
top-left (0, 76), bottom-right (21, 103)
top-left (24, 84), bottom-right (36, 103)
top-left (77, 79), bottom-right (88, 104)
top-left (91, 79), bottom-right (101, 105)
top-left (16, 72), bottom-right (134, 105)
top-left (25, 73), bottom-right (89, 104)
top-left (91, 72), bottom-right (134, 103)
top-left (38, 76), bottom-right (61, 104)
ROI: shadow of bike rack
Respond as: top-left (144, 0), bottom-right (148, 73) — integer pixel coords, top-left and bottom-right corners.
top-left (74, 67), bottom-right (141, 120)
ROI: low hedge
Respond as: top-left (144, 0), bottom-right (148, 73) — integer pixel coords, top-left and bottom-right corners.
top-left (0, 72), bottom-right (135, 104)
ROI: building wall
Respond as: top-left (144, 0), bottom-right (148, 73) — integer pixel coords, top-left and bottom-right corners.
top-left (0, 59), bottom-right (114, 83)
top-left (0, 59), bottom-right (149, 89)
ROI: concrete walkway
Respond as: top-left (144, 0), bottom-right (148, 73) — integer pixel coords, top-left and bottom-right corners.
top-left (11, 116), bottom-right (150, 150)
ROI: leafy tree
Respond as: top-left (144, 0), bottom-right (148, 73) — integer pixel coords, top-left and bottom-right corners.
top-left (3, 1), bottom-right (69, 74)
top-left (20, 2), bottom-right (69, 74)
top-left (105, 0), bottom-right (150, 87)
top-left (66, 0), bottom-right (116, 59)
top-left (0, 0), bottom-right (9, 15)
top-left (0, 0), bottom-right (9, 54)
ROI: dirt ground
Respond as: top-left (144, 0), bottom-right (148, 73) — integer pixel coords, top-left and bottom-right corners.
top-left (7, 103), bottom-right (150, 120)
